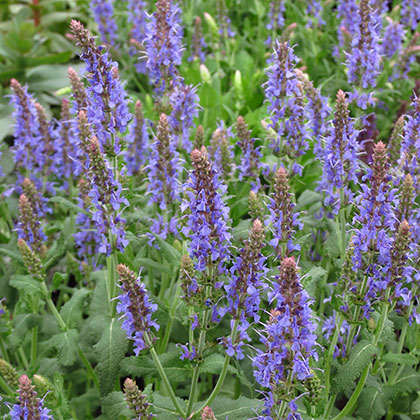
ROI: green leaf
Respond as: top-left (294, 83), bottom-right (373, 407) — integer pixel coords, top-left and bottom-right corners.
top-left (0, 246), bottom-right (23, 263)
top-left (60, 288), bottom-right (89, 328)
top-left (205, 396), bottom-right (261, 420)
top-left (120, 352), bottom-right (191, 384)
top-left (8, 313), bottom-right (42, 349)
top-left (44, 233), bottom-right (67, 271)
top-left (381, 353), bottom-right (418, 365)
top-left (94, 317), bottom-right (128, 397)
top-left (101, 391), bottom-right (132, 420)
top-left (153, 236), bottom-right (182, 268)
top-left (134, 257), bottom-right (172, 274)
top-left (296, 190), bottom-right (322, 210)
top-left (332, 340), bottom-right (378, 394)
top-left (200, 353), bottom-right (236, 376)
top-left (384, 367), bottom-right (420, 399)
top-left (49, 196), bottom-right (90, 216)
top-left (48, 329), bottom-right (80, 366)
top-left (301, 266), bottom-right (326, 296)
top-left (152, 392), bottom-right (187, 419)
top-left (357, 386), bottom-right (387, 420)
top-left (89, 272), bottom-right (108, 316)
top-left (9, 274), bottom-right (44, 297)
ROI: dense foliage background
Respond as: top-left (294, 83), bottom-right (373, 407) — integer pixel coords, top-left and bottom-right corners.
top-left (1, 0), bottom-right (420, 419)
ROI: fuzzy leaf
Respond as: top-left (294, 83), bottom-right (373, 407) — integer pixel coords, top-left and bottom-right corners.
top-left (49, 329), bottom-right (80, 366)
top-left (200, 353), bottom-right (236, 376)
top-left (332, 340), bottom-right (378, 394)
top-left (0, 246), bottom-right (23, 263)
top-left (60, 288), bottom-right (89, 328)
top-left (296, 190), bottom-right (322, 210)
top-left (89, 272), bottom-right (108, 316)
top-left (8, 313), bottom-right (42, 349)
top-left (49, 196), bottom-right (90, 216)
top-left (101, 391), bottom-right (132, 420)
top-left (381, 353), bottom-right (418, 365)
top-left (301, 266), bottom-right (326, 296)
top-left (44, 233), bottom-right (67, 271)
top-left (94, 317), bottom-right (128, 397)
top-left (205, 396), bottom-right (260, 420)
top-left (9, 274), bottom-right (44, 297)
top-left (357, 386), bottom-right (387, 420)
top-left (384, 367), bottom-right (420, 400)
top-left (120, 353), bottom-right (191, 384)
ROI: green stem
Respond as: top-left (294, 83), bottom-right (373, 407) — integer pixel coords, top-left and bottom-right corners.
top-left (78, 348), bottom-right (100, 390)
top-left (193, 319), bottom-right (240, 417)
top-left (30, 326), bottom-right (38, 367)
top-left (323, 314), bottom-right (344, 416)
top-left (146, 336), bottom-right (185, 417)
top-left (0, 375), bottom-right (15, 396)
top-left (18, 347), bottom-right (28, 370)
top-left (331, 365), bottom-right (369, 420)
top-left (106, 252), bottom-right (118, 317)
top-left (158, 287), bottom-right (180, 354)
top-left (0, 336), bottom-right (10, 363)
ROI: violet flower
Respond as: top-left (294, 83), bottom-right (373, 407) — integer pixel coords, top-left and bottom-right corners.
top-left (265, 41), bottom-right (310, 174)
top-left (8, 375), bottom-right (54, 420)
top-left (127, 0), bottom-right (148, 72)
top-left (181, 147), bottom-right (231, 277)
top-left (189, 16), bottom-right (206, 63)
top-left (126, 100), bottom-right (149, 176)
top-left (144, 0), bottom-right (184, 92)
top-left (146, 113), bottom-right (180, 210)
top-left (117, 264), bottom-right (159, 355)
top-left (382, 18), bottom-right (404, 58)
top-left (70, 20), bottom-right (131, 155)
top-left (401, 0), bottom-right (420, 31)
top-left (346, 0), bottom-right (381, 109)
top-left (90, 0), bottom-right (118, 46)
top-left (168, 83), bottom-right (200, 152)
top-left (318, 90), bottom-right (360, 215)
top-left (253, 257), bottom-right (317, 419)
top-left (266, 1), bottom-right (285, 47)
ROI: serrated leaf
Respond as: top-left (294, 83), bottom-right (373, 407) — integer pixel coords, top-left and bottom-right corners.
top-left (384, 367), bottom-right (420, 400)
top-left (296, 190), bottom-right (322, 210)
top-left (44, 233), bottom-right (67, 271)
top-left (60, 288), bottom-right (89, 328)
top-left (89, 271), bottom-right (108, 316)
top-left (381, 353), bottom-right (418, 365)
top-left (9, 274), bottom-right (44, 297)
top-left (101, 391), bottom-right (132, 420)
top-left (204, 396), bottom-right (260, 420)
top-left (200, 353), bottom-right (236, 376)
top-left (332, 340), bottom-right (378, 394)
top-left (0, 246), bottom-right (23, 263)
top-left (357, 386), bottom-right (387, 420)
top-left (94, 317), bottom-right (128, 397)
top-left (120, 352), bottom-right (191, 384)
top-left (46, 329), bottom-right (79, 366)
top-left (152, 237), bottom-right (181, 268)
top-left (301, 266), bottom-right (326, 296)
top-left (153, 392), bottom-right (187, 419)
top-left (49, 196), bottom-right (90, 216)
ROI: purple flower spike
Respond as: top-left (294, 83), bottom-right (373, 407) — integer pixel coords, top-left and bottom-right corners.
top-left (144, 0), bottom-right (184, 92)
top-left (117, 264), bottom-right (159, 355)
top-left (90, 0), bottom-right (118, 46)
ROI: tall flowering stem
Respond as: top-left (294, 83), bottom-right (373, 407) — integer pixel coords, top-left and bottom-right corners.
top-left (236, 116), bottom-right (263, 190)
top-left (222, 219), bottom-right (266, 359)
top-left (267, 167), bottom-right (301, 259)
top-left (266, 1), bottom-right (285, 47)
top-left (90, 0), bottom-right (118, 46)
top-left (126, 100), bottom-right (149, 176)
top-left (70, 20), bottom-right (131, 157)
top-left (319, 90), bottom-right (360, 216)
top-left (117, 265), bottom-right (185, 417)
top-left (346, 0), bottom-right (381, 109)
top-left (265, 42), bottom-right (309, 175)
top-left (144, 0), bottom-right (183, 92)
top-left (124, 378), bottom-right (155, 419)
top-left (189, 16), bottom-right (206, 63)
top-left (127, 0), bottom-right (148, 72)
top-left (209, 123), bottom-right (235, 181)
top-left (253, 257), bottom-right (317, 419)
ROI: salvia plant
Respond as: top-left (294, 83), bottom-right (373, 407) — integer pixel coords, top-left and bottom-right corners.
top-left (1, 1), bottom-right (420, 420)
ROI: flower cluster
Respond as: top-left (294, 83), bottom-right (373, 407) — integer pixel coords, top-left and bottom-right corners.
top-left (90, 0), bottom-right (118, 46)
top-left (144, 0), bottom-right (183, 92)
top-left (253, 257), bottom-right (317, 419)
top-left (401, 0), bottom-right (420, 30)
top-left (208, 122), bottom-right (235, 180)
top-left (235, 116), bottom-right (263, 189)
top-left (347, 0), bottom-right (381, 109)
top-left (125, 100), bottom-right (149, 176)
top-left (116, 264), bottom-right (159, 355)
top-left (266, 1), bottom-right (285, 46)
top-left (126, 0), bottom-right (148, 72)
top-left (382, 18), bottom-right (404, 59)
top-left (147, 113), bottom-right (180, 209)
top-left (8, 375), bottom-right (54, 420)
top-left (168, 83), bottom-right (200, 152)
top-left (84, 136), bottom-right (129, 255)
top-left (70, 20), bottom-right (131, 155)
top-left (267, 167), bottom-right (302, 258)
top-left (181, 147), bottom-right (231, 277)
top-left (123, 377), bottom-right (155, 419)
top-left (319, 90), bottom-right (360, 214)
top-left (220, 219), bottom-right (267, 359)
top-left (189, 16), bottom-right (206, 63)
top-left (265, 41), bottom-right (309, 174)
